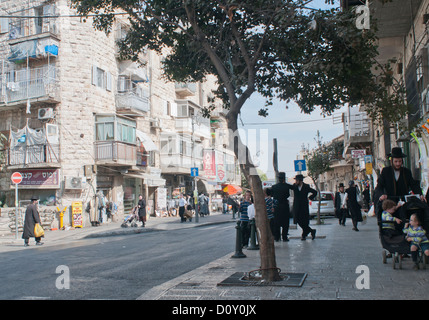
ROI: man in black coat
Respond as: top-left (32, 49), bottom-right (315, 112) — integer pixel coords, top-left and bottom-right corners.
top-left (271, 172), bottom-right (292, 242)
top-left (22, 196), bottom-right (43, 247)
top-left (374, 147), bottom-right (422, 206)
top-left (291, 174), bottom-right (317, 240)
top-left (137, 194), bottom-right (146, 227)
top-left (345, 180), bottom-right (363, 231)
top-left (335, 183), bottom-right (348, 226)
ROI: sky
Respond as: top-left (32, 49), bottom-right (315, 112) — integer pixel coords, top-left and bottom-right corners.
top-left (237, 0), bottom-right (345, 180)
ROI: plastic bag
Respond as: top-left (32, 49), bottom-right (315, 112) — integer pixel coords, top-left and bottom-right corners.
top-left (34, 223), bottom-right (44, 237)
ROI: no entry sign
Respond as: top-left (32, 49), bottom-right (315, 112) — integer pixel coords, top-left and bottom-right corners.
top-left (11, 172), bottom-right (22, 184)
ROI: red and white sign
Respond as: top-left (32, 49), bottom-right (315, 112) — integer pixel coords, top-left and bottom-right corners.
top-left (351, 149), bottom-right (366, 159)
top-left (203, 150), bottom-right (216, 179)
top-left (11, 172), bottom-right (22, 184)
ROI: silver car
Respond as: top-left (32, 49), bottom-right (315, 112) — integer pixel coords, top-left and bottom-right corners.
top-left (309, 191), bottom-right (335, 217)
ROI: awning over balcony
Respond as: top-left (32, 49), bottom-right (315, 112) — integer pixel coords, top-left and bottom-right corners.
top-left (8, 38), bottom-right (59, 61)
top-left (136, 130), bottom-right (158, 151)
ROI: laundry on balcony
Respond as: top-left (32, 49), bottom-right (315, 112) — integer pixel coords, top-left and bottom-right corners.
top-left (8, 124), bottom-right (59, 166)
top-left (8, 38), bottom-right (59, 62)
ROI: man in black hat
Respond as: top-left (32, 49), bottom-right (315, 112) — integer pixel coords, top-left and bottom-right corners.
top-left (22, 196), bottom-right (43, 247)
top-left (291, 174), bottom-right (317, 240)
top-left (271, 172), bottom-right (292, 241)
top-left (374, 147), bottom-right (422, 206)
top-left (335, 183), bottom-right (348, 226)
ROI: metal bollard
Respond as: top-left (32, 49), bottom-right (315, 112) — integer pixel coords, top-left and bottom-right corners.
top-left (247, 219), bottom-right (259, 250)
top-left (231, 221), bottom-right (246, 258)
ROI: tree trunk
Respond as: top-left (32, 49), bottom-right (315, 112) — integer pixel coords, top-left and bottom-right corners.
top-left (226, 112), bottom-right (281, 282)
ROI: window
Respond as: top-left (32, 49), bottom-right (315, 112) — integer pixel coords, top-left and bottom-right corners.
top-left (96, 123), bottom-right (114, 141)
top-left (96, 67), bottom-right (105, 88)
top-left (92, 66), bottom-right (112, 91)
top-left (95, 115), bottom-right (136, 143)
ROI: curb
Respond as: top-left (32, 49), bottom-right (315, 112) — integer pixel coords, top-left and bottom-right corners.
top-left (83, 218), bottom-right (235, 239)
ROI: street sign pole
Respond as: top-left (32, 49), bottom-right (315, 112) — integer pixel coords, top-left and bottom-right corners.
top-left (194, 176), bottom-right (199, 223)
top-left (191, 167), bottom-right (199, 223)
top-left (11, 172), bottom-right (23, 240)
top-left (15, 183), bottom-right (18, 240)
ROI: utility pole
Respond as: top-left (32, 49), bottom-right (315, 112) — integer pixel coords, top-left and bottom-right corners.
top-left (273, 138), bottom-right (279, 183)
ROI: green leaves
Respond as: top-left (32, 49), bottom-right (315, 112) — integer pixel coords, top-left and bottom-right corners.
top-left (71, 0), bottom-right (409, 127)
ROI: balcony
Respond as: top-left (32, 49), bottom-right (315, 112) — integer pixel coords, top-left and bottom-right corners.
top-left (116, 91), bottom-right (150, 114)
top-left (116, 76), bottom-right (150, 114)
top-left (160, 152), bottom-right (203, 175)
top-left (0, 65), bottom-right (60, 107)
top-left (7, 143), bottom-right (60, 168)
top-left (175, 82), bottom-right (196, 97)
top-left (8, 4), bottom-right (59, 42)
top-left (175, 100), bottom-right (211, 139)
top-left (94, 141), bottom-right (137, 166)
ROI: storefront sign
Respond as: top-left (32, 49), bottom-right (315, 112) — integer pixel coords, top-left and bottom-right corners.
top-left (203, 150), bottom-right (216, 179)
top-left (71, 201), bottom-right (83, 228)
top-left (351, 149), bottom-right (366, 159)
top-left (10, 169), bottom-right (60, 189)
top-left (157, 188), bottom-right (167, 210)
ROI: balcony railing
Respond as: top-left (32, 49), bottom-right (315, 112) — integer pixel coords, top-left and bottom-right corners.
top-left (94, 141), bottom-right (136, 166)
top-left (8, 143), bottom-right (59, 166)
top-left (175, 82), bottom-right (196, 96)
top-left (2, 66), bottom-right (59, 105)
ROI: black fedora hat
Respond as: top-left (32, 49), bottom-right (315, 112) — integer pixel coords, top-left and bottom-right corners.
top-left (277, 172), bottom-right (286, 179)
top-left (294, 174), bottom-right (304, 181)
top-left (30, 195), bottom-right (39, 201)
top-left (388, 147), bottom-right (407, 159)
top-left (338, 183), bottom-right (345, 188)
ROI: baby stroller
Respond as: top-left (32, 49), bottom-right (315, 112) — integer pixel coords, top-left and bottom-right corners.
top-left (377, 196), bottom-right (429, 269)
top-left (121, 205), bottom-right (139, 228)
top-left (183, 204), bottom-right (194, 222)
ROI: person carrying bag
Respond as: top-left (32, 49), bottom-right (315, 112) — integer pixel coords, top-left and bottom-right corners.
top-left (22, 196), bottom-right (44, 247)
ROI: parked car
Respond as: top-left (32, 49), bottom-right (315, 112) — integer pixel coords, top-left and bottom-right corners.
top-left (309, 191), bottom-right (335, 217)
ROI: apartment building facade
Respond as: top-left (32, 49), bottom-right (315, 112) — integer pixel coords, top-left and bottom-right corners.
top-left (0, 0), bottom-right (240, 227)
top-left (336, 0), bottom-right (429, 196)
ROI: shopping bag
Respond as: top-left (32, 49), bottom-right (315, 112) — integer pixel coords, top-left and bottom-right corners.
top-left (34, 223), bottom-right (44, 237)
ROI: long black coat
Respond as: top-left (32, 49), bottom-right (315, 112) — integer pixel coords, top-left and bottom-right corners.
top-left (138, 199), bottom-right (146, 219)
top-left (345, 186), bottom-right (362, 222)
top-left (374, 166), bottom-right (421, 204)
top-left (22, 203), bottom-right (41, 239)
top-left (291, 183), bottom-right (317, 225)
top-left (271, 182), bottom-right (292, 222)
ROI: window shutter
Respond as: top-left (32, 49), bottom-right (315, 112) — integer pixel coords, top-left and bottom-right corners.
top-left (106, 72), bottom-right (112, 91)
top-left (91, 65), bottom-right (97, 86)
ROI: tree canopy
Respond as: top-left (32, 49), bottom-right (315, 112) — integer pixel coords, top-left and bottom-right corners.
top-left (71, 0), bottom-right (399, 123)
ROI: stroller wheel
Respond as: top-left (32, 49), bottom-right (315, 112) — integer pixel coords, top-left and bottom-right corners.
top-left (398, 254), bottom-right (403, 269)
top-left (121, 223), bottom-right (128, 228)
top-left (393, 252), bottom-right (398, 269)
top-left (382, 251), bottom-right (387, 264)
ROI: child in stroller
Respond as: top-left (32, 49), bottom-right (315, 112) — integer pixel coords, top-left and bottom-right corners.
top-left (403, 213), bottom-right (429, 270)
top-left (377, 196), bottom-right (429, 269)
top-left (121, 205), bottom-right (139, 228)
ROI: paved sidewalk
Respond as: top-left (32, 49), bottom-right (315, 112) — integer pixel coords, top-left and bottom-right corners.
top-left (138, 216), bottom-right (429, 300)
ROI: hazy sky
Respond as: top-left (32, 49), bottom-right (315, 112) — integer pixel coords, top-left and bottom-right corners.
top-left (237, 0), bottom-right (346, 180)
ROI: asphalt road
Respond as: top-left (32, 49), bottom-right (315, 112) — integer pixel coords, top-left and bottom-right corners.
top-left (0, 223), bottom-right (235, 300)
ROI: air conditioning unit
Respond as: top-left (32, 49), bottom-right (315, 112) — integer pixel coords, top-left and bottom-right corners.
top-left (150, 119), bottom-right (161, 128)
top-left (38, 108), bottom-right (54, 120)
top-left (65, 176), bottom-right (83, 189)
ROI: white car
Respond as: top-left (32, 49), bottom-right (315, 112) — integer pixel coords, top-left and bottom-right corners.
top-left (309, 191), bottom-right (335, 217)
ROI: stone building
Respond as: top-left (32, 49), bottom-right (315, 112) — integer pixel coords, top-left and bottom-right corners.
top-left (0, 0), bottom-right (240, 229)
